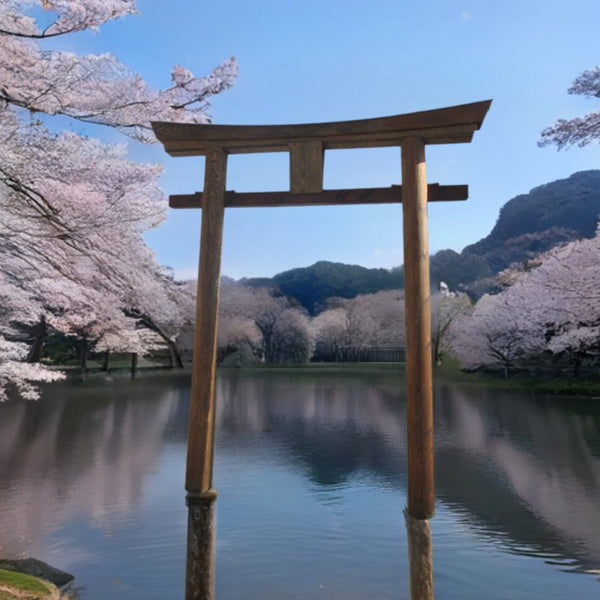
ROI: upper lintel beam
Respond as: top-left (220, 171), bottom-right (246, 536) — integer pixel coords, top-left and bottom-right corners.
top-left (152, 100), bottom-right (492, 157)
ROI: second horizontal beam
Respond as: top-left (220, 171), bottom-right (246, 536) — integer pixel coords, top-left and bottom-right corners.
top-left (170, 184), bottom-right (468, 209)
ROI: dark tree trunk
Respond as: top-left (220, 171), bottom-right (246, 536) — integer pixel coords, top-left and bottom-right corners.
top-left (26, 316), bottom-right (48, 363)
top-left (572, 354), bottom-right (581, 377)
top-left (79, 337), bottom-right (88, 375)
top-left (433, 326), bottom-right (441, 365)
top-left (167, 339), bottom-right (184, 368)
top-left (131, 352), bottom-right (138, 376)
top-left (125, 309), bottom-right (184, 369)
top-left (101, 350), bottom-right (110, 372)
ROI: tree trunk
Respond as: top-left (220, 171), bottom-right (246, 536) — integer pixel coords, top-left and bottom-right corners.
top-left (26, 316), bottom-right (48, 363)
top-left (167, 339), bottom-right (184, 368)
top-left (101, 350), bottom-right (110, 372)
top-left (433, 324), bottom-right (441, 365)
top-left (131, 352), bottom-right (138, 376)
top-left (127, 310), bottom-right (184, 368)
top-left (572, 354), bottom-right (581, 377)
top-left (79, 337), bottom-right (88, 375)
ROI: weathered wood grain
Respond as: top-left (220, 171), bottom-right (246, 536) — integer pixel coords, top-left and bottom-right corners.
top-left (289, 140), bottom-right (324, 193)
top-left (186, 490), bottom-right (218, 600)
top-left (152, 100), bottom-right (492, 156)
top-left (401, 136), bottom-right (435, 520)
top-left (169, 184), bottom-right (468, 209)
top-left (405, 511), bottom-right (434, 600)
top-left (186, 148), bottom-right (227, 495)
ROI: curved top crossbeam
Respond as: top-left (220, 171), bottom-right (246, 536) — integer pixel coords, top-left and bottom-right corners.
top-left (152, 100), bottom-right (492, 156)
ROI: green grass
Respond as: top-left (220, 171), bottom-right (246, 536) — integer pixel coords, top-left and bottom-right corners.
top-left (50, 354), bottom-right (600, 398)
top-left (259, 358), bottom-right (600, 398)
top-left (432, 355), bottom-right (600, 397)
top-left (0, 568), bottom-right (53, 599)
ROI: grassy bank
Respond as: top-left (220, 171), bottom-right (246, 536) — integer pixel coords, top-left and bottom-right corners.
top-left (433, 356), bottom-right (600, 397)
top-left (256, 359), bottom-right (600, 397)
top-left (49, 356), bottom-right (600, 397)
top-left (0, 568), bottom-right (58, 600)
top-left (0, 560), bottom-right (73, 600)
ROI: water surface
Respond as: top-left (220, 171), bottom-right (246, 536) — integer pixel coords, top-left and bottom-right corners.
top-left (0, 368), bottom-right (599, 599)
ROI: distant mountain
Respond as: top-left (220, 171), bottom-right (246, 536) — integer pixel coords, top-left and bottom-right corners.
top-left (462, 170), bottom-right (600, 269)
top-left (240, 170), bottom-right (600, 310)
top-left (243, 261), bottom-right (403, 314)
top-left (426, 170), bottom-right (600, 292)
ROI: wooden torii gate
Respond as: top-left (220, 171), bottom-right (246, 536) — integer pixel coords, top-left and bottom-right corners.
top-left (152, 99), bottom-right (490, 600)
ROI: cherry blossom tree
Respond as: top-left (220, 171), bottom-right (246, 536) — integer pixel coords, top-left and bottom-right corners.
top-left (0, 1), bottom-right (238, 142)
top-left (217, 283), bottom-right (314, 364)
top-left (312, 290), bottom-right (405, 361)
top-left (0, 336), bottom-right (64, 402)
top-left (501, 231), bottom-right (600, 373)
top-left (448, 229), bottom-right (600, 375)
top-left (431, 284), bottom-right (471, 364)
top-left (269, 308), bottom-right (315, 364)
top-left (312, 308), bottom-right (349, 361)
top-left (540, 66), bottom-right (600, 149)
top-left (344, 290), bottom-right (405, 347)
top-left (0, 272), bottom-right (64, 400)
top-left (217, 280), bottom-right (263, 360)
top-left (447, 292), bottom-right (545, 376)
top-left (0, 120), bottom-right (175, 362)
top-left (0, 0), bottom-right (237, 398)
top-left (125, 270), bottom-right (197, 368)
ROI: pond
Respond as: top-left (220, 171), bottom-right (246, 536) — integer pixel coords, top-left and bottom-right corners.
top-left (0, 367), bottom-right (599, 599)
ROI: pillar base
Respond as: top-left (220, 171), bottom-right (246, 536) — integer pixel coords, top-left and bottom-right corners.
top-left (404, 509), bottom-right (434, 600)
top-left (185, 489), bottom-right (218, 600)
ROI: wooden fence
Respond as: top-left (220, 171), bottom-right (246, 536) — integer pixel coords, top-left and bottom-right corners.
top-left (335, 345), bottom-right (405, 363)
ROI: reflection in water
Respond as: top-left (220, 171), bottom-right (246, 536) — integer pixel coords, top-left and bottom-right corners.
top-left (216, 370), bottom-right (406, 486)
top-left (186, 490), bottom-right (217, 600)
top-left (0, 369), bottom-right (599, 599)
top-left (216, 372), bottom-right (600, 577)
top-left (435, 385), bottom-right (600, 574)
top-left (0, 376), bottom-right (188, 558)
top-left (405, 511), bottom-right (434, 600)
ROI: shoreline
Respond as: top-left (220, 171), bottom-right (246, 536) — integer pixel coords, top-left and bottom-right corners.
top-left (0, 560), bottom-right (74, 600)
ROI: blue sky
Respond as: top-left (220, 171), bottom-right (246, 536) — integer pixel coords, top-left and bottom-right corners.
top-left (58, 0), bottom-right (600, 279)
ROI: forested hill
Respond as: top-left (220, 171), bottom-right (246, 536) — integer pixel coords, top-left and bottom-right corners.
top-left (461, 169), bottom-right (600, 272)
top-left (428, 170), bottom-right (600, 292)
top-left (242, 170), bottom-right (600, 311)
top-left (242, 261), bottom-right (403, 314)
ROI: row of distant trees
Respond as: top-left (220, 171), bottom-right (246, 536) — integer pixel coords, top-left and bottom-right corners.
top-left (215, 281), bottom-right (469, 366)
top-left (217, 220), bottom-right (600, 378)
top-left (17, 221), bottom-right (600, 378)
top-left (219, 224), bottom-right (600, 379)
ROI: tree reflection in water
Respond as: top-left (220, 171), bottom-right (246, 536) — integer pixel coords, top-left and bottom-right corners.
top-left (1, 369), bottom-right (599, 599)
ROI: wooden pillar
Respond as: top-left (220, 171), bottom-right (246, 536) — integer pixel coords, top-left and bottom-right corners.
top-left (401, 136), bottom-right (435, 520)
top-left (185, 148), bottom-right (226, 600)
top-left (186, 146), bottom-right (227, 493)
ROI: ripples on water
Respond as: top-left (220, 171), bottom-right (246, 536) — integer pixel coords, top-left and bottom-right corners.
top-left (0, 369), bottom-right (599, 599)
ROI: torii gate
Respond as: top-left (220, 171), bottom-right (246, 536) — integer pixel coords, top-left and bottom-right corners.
top-left (152, 99), bottom-right (490, 600)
